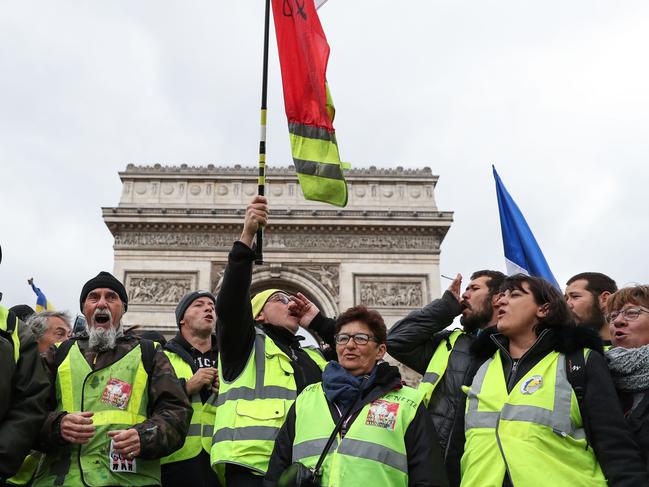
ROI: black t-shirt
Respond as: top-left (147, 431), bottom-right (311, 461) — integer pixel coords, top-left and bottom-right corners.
top-left (168, 333), bottom-right (218, 403)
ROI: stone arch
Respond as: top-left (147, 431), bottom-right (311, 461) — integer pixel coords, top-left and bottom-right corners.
top-left (248, 267), bottom-right (339, 319)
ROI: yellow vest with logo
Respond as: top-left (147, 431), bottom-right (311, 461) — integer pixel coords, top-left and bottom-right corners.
top-left (293, 382), bottom-right (423, 486)
top-left (461, 349), bottom-right (607, 487)
top-left (161, 351), bottom-right (216, 464)
top-left (210, 328), bottom-right (327, 482)
top-left (419, 329), bottom-right (463, 406)
top-left (32, 342), bottom-right (160, 487)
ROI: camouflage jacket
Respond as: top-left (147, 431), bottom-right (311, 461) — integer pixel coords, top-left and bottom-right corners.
top-left (38, 333), bottom-right (191, 460)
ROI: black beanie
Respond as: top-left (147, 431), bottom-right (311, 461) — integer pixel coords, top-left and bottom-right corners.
top-left (79, 271), bottom-right (128, 312)
top-left (9, 304), bottom-right (35, 322)
top-left (175, 290), bottom-right (216, 327)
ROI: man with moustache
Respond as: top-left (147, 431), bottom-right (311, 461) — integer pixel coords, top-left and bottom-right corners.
top-left (565, 272), bottom-right (617, 347)
top-left (161, 290), bottom-right (221, 487)
top-left (387, 270), bottom-right (505, 486)
top-left (33, 271), bottom-right (191, 487)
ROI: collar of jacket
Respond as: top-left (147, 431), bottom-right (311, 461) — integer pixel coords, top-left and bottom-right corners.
top-left (261, 323), bottom-right (303, 349)
top-left (470, 324), bottom-right (604, 363)
top-left (169, 332), bottom-right (218, 354)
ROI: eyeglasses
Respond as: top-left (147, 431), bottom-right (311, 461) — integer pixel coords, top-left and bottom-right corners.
top-left (607, 307), bottom-right (649, 322)
top-left (268, 293), bottom-right (291, 305)
top-left (334, 333), bottom-right (377, 346)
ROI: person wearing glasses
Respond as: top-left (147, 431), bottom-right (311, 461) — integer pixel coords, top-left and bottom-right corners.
top-left (211, 195), bottom-right (337, 487)
top-left (606, 285), bottom-right (649, 468)
top-left (265, 305), bottom-right (447, 487)
top-left (457, 275), bottom-right (647, 487)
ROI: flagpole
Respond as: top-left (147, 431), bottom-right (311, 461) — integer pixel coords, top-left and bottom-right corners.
top-left (255, 0), bottom-right (271, 265)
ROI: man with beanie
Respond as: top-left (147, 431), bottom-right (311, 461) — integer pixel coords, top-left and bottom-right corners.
top-left (210, 195), bottom-right (337, 487)
top-left (160, 290), bottom-right (221, 487)
top-left (33, 271), bottom-right (192, 487)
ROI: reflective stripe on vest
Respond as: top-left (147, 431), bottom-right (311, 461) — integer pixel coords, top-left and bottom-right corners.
top-left (419, 329), bottom-right (463, 406)
top-left (210, 328), bottom-right (327, 480)
top-left (33, 342), bottom-right (159, 487)
top-left (162, 351), bottom-right (211, 464)
top-left (0, 305), bottom-right (20, 363)
top-left (292, 382), bottom-right (423, 486)
top-left (460, 349), bottom-right (606, 487)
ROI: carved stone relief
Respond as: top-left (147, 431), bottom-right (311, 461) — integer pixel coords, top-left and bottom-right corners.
top-left (114, 231), bottom-right (440, 252)
top-left (355, 275), bottom-right (427, 308)
top-left (297, 265), bottom-right (339, 297)
top-left (126, 272), bottom-right (197, 305)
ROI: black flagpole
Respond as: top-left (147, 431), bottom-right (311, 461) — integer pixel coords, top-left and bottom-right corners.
top-left (255, 0), bottom-right (271, 265)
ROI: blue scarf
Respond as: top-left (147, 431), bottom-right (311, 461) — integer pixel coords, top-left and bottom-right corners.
top-left (322, 361), bottom-right (377, 411)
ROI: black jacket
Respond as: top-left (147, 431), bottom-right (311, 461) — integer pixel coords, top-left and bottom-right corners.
top-left (0, 312), bottom-right (49, 478)
top-left (619, 390), bottom-right (649, 471)
top-left (264, 362), bottom-right (449, 487)
top-left (387, 292), bottom-right (478, 468)
top-left (451, 325), bottom-right (649, 487)
top-left (216, 241), bottom-right (336, 388)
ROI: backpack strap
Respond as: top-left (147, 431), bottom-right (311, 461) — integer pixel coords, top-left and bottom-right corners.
top-left (139, 338), bottom-right (156, 376)
top-left (565, 349), bottom-right (592, 447)
top-left (54, 339), bottom-right (77, 369)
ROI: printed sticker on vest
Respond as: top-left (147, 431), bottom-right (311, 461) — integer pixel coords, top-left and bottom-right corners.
top-left (109, 441), bottom-right (137, 473)
top-left (520, 375), bottom-right (543, 395)
top-left (365, 399), bottom-right (399, 430)
top-left (102, 378), bottom-right (133, 410)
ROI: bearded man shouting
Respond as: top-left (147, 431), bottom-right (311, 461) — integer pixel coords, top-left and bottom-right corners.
top-left (33, 271), bottom-right (191, 487)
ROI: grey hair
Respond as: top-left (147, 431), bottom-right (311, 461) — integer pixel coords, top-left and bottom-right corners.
top-left (26, 310), bottom-right (72, 341)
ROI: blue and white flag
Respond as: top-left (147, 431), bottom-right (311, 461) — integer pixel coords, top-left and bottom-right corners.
top-left (492, 165), bottom-right (559, 289)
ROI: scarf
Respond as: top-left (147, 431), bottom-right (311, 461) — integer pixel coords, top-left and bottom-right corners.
top-left (606, 344), bottom-right (649, 392)
top-left (322, 361), bottom-right (377, 411)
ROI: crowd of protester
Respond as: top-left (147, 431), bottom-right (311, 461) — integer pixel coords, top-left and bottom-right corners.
top-left (1, 195), bottom-right (649, 487)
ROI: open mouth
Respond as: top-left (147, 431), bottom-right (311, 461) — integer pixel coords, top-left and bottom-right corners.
top-left (497, 309), bottom-right (506, 318)
top-left (204, 313), bottom-right (214, 321)
top-left (94, 311), bottom-right (111, 325)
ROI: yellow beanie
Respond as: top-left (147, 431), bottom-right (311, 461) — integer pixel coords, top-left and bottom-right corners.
top-left (251, 289), bottom-right (282, 319)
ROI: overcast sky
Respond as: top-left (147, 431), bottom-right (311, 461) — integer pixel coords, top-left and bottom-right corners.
top-left (2, 1), bottom-right (648, 315)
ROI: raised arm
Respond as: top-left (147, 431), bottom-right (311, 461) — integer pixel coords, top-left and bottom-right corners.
top-left (217, 196), bottom-right (268, 381)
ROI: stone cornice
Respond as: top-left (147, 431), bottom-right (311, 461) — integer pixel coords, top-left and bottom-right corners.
top-left (121, 163), bottom-right (435, 179)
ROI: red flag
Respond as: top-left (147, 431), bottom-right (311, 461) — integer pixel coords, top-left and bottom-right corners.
top-left (271, 0), bottom-right (348, 207)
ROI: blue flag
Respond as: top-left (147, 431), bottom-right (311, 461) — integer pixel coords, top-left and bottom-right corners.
top-left (28, 278), bottom-right (55, 312)
top-left (492, 166), bottom-right (559, 289)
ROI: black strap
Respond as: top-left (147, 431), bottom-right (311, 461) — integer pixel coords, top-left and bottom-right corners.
top-left (54, 339), bottom-right (76, 369)
top-left (565, 349), bottom-right (592, 447)
top-left (139, 338), bottom-right (156, 376)
top-left (313, 378), bottom-right (369, 474)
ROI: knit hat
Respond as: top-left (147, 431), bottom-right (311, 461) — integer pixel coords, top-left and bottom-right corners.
top-left (251, 289), bottom-right (283, 320)
top-left (175, 290), bottom-right (216, 327)
top-left (9, 304), bottom-right (35, 322)
top-left (79, 272), bottom-right (128, 312)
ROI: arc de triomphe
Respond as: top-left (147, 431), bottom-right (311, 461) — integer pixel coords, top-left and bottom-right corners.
top-left (102, 164), bottom-right (453, 337)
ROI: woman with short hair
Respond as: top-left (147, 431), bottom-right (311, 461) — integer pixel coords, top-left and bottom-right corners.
top-left (606, 285), bottom-right (649, 467)
top-left (457, 274), bottom-right (647, 487)
top-left (265, 305), bottom-right (448, 487)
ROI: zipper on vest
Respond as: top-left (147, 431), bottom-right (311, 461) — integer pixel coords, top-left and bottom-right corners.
top-left (494, 420), bottom-right (515, 487)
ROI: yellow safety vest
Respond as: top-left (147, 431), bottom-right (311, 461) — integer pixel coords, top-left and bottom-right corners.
top-left (0, 305), bottom-right (20, 363)
top-left (293, 382), bottom-right (423, 486)
top-left (33, 342), bottom-right (160, 487)
top-left (210, 328), bottom-right (327, 483)
top-left (461, 349), bottom-right (607, 487)
top-left (418, 329), bottom-right (463, 406)
top-left (161, 351), bottom-right (216, 464)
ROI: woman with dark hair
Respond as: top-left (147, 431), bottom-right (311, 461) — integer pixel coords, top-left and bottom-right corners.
top-left (605, 285), bottom-right (649, 467)
top-left (456, 274), bottom-right (647, 487)
top-left (265, 305), bottom-right (448, 487)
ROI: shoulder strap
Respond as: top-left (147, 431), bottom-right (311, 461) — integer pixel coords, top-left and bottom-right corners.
top-left (54, 339), bottom-right (77, 369)
top-left (140, 338), bottom-right (156, 376)
top-left (565, 349), bottom-right (592, 445)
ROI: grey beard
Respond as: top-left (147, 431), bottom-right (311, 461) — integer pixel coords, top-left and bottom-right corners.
top-left (88, 325), bottom-right (123, 351)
